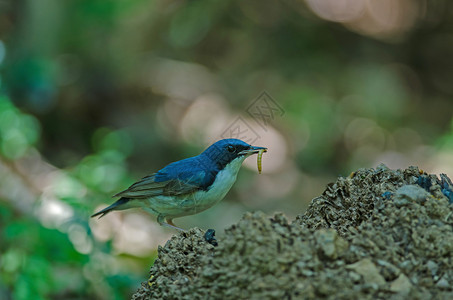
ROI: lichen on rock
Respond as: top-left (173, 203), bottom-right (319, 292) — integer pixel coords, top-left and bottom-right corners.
top-left (132, 165), bottom-right (453, 299)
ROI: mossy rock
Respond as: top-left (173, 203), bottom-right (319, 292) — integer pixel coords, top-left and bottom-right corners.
top-left (132, 165), bottom-right (453, 300)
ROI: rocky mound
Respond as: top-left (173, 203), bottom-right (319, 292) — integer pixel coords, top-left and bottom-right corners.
top-left (132, 165), bottom-right (453, 299)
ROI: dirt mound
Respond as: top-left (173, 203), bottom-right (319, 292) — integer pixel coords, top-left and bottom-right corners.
top-left (132, 165), bottom-right (453, 299)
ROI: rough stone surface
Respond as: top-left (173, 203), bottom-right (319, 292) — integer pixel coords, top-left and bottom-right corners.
top-left (132, 165), bottom-right (453, 299)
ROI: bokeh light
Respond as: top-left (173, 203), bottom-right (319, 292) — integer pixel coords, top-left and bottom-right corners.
top-left (305, 0), bottom-right (421, 39)
top-left (1, 0), bottom-right (453, 298)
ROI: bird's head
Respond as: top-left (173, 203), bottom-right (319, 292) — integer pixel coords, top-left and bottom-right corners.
top-left (201, 139), bottom-right (267, 170)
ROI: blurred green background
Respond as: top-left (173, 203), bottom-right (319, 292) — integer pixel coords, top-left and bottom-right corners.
top-left (1, 0), bottom-right (453, 299)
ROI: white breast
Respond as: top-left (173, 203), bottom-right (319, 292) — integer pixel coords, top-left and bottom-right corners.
top-left (192, 156), bottom-right (246, 213)
top-left (199, 156), bottom-right (245, 207)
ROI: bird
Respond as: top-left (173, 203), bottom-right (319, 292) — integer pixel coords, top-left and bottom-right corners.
top-left (91, 138), bottom-right (267, 231)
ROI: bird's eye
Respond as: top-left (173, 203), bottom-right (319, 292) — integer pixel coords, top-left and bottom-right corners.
top-left (227, 145), bottom-right (235, 153)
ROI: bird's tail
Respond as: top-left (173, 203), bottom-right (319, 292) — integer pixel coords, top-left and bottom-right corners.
top-left (91, 197), bottom-right (130, 218)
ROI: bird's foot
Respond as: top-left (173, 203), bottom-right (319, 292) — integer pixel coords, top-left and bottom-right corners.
top-left (162, 222), bottom-right (186, 232)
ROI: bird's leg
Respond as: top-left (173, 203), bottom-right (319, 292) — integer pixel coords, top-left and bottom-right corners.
top-left (166, 218), bottom-right (186, 232)
top-left (157, 214), bottom-right (186, 231)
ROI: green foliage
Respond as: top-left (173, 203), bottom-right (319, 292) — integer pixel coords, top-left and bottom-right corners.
top-left (0, 206), bottom-right (88, 299)
top-left (0, 95), bottom-right (153, 299)
top-left (1, 1), bottom-right (453, 299)
top-left (0, 96), bottom-right (40, 159)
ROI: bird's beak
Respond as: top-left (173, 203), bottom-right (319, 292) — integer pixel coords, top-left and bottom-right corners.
top-left (238, 145), bottom-right (268, 156)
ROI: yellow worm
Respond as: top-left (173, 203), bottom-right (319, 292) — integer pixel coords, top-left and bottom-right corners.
top-left (257, 149), bottom-right (267, 174)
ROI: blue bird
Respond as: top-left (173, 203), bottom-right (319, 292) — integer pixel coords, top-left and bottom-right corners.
top-left (91, 139), bottom-right (267, 230)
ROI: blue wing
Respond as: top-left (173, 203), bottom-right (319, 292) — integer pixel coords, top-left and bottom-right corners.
top-left (113, 156), bottom-right (218, 199)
